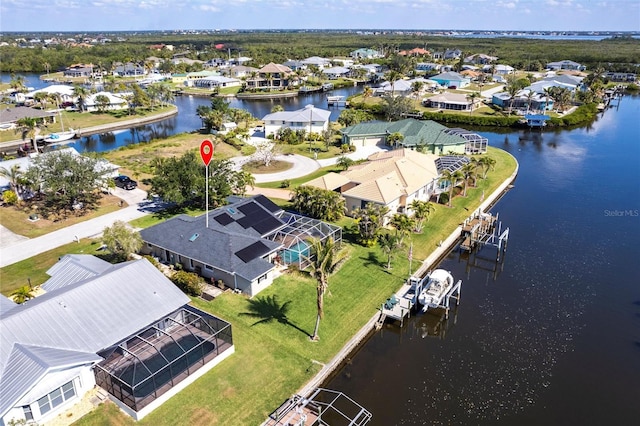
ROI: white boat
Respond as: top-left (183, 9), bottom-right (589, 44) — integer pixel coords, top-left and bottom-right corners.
top-left (44, 129), bottom-right (77, 143)
top-left (417, 269), bottom-right (455, 311)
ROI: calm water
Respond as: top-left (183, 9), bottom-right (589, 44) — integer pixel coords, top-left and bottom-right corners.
top-left (1, 73), bottom-right (359, 153)
top-left (324, 96), bottom-right (640, 425)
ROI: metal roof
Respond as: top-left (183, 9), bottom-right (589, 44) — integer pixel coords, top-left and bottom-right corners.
top-left (42, 254), bottom-right (114, 292)
top-left (0, 258), bottom-right (189, 417)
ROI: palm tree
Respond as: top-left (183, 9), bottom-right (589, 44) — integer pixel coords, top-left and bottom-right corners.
top-left (478, 156), bottom-right (496, 179)
top-left (363, 86), bottom-right (373, 102)
top-left (466, 91), bottom-right (481, 114)
top-left (337, 155), bottom-right (354, 171)
top-left (308, 237), bottom-right (347, 341)
top-left (460, 162), bottom-right (477, 196)
top-left (411, 80), bottom-right (424, 99)
top-left (409, 199), bottom-right (434, 233)
top-left (72, 84), bottom-right (88, 112)
top-left (384, 70), bottom-right (403, 96)
top-left (9, 74), bottom-right (26, 93)
top-left (524, 90), bottom-right (536, 114)
top-left (378, 233), bottom-right (400, 270)
top-left (439, 169), bottom-right (463, 207)
top-left (543, 87), bottom-right (555, 112)
top-left (14, 117), bottom-right (42, 152)
top-left (389, 213), bottom-right (415, 244)
top-left (11, 285), bottom-right (35, 304)
top-left (0, 164), bottom-right (24, 200)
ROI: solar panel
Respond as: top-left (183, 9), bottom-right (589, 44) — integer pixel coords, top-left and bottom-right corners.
top-left (214, 212), bottom-right (234, 226)
top-left (237, 207), bottom-right (273, 229)
top-left (253, 195), bottom-right (281, 213)
top-left (253, 216), bottom-right (284, 234)
top-left (238, 202), bottom-right (262, 215)
top-left (235, 241), bottom-right (270, 263)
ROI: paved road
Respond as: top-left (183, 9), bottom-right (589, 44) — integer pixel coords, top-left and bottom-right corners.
top-left (0, 143), bottom-right (386, 268)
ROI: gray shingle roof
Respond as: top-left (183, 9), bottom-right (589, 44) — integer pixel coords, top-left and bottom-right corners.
top-left (0, 258), bottom-right (189, 417)
top-left (139, 196), bottom-right (284, 281)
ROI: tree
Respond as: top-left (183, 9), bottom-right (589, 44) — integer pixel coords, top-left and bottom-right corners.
top-left (11, 285), bottom-right (35, 304)
top-left (478, 156), bottom-right (496, 179)
top-left (389, 213), bottom-right (415, 244)
top-left (466, 91), bottom-right (481, 114)
top-left (291, 186), bottom-right (345, 222)
top-left (14, 117), bottom-right (43, 152)
top-left (439, 169), bottom-right (464, 207)
top-left (251, 141), bottom-right (280, 167)
top-left (384, 70), bottom-right (403, 97)
top-left (387, 132), bottom-right (404, 148)
top-left (411, 80), bottom-right (424, 99)
top-left (171, 270), bottom-right (205, 296)
top-left (102, 220), bottom-right (143, 262)
top-left (72, 84), bottom-right (89, 112)
top-left (381, 94), bottom-right (414, 121)
top-left (308, 237), bottom-right (347, 341)
top-left (460, 162), bottom-right (477, 196)
top-left (337, 109), bottom-right (373, 127)
top-left (409, 199), bottom-right (434, 232)
top-left (34, 91), bottom-right (49, 110)
top-left (94, 94), bottom-right (110, 113)
top-left (23, 150), bottom-right (107, 216)
top-left (0, 164), bottom-right (23, 200)
top-left (352, 202), bottom-right (389, 246)
top-left (271, 104), bottom-right (284, 113)
top-left (337, 155), bottom-right (354, 171)
top-left (9, 74), bottom-right (26, 93)
top-left (378, 233), bottom-right (401, 270)
top-left (149, 151), bottom-right (251, 208)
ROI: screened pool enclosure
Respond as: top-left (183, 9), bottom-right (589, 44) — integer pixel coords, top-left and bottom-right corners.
top-left (94, 306), bottom-right (232, 413)
top-left (266, 211), bottom-right (342, 270)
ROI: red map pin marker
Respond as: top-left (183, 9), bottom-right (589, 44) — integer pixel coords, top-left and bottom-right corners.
top-left (200, 139), bottom-right (214, 166)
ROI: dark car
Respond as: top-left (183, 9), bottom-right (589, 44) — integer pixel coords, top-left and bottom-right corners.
top-left (113, 175), bottom-right (137, 190)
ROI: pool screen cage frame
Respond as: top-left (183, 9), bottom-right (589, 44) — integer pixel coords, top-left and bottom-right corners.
top-left (93, 306), bottom-right (232, 413)
top-left (265, 211), bottom-right (342, 270)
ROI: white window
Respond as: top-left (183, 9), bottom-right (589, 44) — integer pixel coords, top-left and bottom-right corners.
top-left (37, 380), bottom-right (76, 416)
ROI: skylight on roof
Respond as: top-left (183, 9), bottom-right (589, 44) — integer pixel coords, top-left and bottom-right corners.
top-left (189, 233), bottom-right (199, 242)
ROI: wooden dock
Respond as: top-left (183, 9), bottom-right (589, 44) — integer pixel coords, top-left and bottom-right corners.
top-left (460, 208), bottom-right (509, 261)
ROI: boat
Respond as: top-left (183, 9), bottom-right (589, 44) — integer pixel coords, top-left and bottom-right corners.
top-left (417, 269), bottom-right (455, 311)
top-left (43, 129), bottom-right (77, 144)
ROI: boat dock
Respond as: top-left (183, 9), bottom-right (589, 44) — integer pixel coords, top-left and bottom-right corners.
top-left (327, 95), bottom-right (347, 106)
top-left (460, 208), bottom-right (509, 261)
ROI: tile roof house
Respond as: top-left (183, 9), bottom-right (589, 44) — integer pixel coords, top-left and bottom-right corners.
top-left (308, 149), bottom-right (440, 219)
top-left (0, 258), bottom-right (234, 424)
top-left (340, 118), bottom-right (488, 155)
top-left (256, 63), bottom-right (293, 89)
top-left (139, 195), bottom-right (341, 297)
top-left (263, 104), bottom-right (331, 137)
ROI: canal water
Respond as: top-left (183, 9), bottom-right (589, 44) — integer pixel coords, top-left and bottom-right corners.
top-left (324, 96), bottom-right (640, 425)
top-left (1, 73), bottom-right (358, 153)
top-left (4, 73), bottom-right (640, 424)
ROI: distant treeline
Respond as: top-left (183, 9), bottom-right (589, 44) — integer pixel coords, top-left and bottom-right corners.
top-left (1, 32), bottom-right (639, 74)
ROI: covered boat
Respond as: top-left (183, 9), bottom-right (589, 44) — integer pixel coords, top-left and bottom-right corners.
top-left (417, 269), bottom-right (455, 311)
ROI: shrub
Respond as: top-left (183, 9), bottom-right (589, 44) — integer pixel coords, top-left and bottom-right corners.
top-left (143, 255), bottom-right (160, 268)
top-left (280, 179), bottom-right (290, 188)
top-left (171, 270), bottom-right (205, 296)
top-left (2, 190), bottom-right (18, 205)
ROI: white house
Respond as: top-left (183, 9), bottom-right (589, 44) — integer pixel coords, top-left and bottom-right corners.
top-left (0, 257), bottom-right (234, 424)
top-left (84, 91), bottom-right (128, 112)
top-left (262, 104), bottom-right (331, 137)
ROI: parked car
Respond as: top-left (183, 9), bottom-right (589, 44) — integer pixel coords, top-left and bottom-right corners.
top-left (113, 175), bottom-right (137, 190)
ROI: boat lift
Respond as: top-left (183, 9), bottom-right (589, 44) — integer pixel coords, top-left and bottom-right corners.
top-left (460, 208), bottom-right (509, 262)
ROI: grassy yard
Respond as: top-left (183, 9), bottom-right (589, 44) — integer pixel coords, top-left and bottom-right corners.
top-left (0, 106), bottom-right (177, 143)
top-left (0, 193), bottom-right (123, 238)
top-left (68, 146), bottom-right (516, 426)
top-left (255, 165), bottom-right (343, 189)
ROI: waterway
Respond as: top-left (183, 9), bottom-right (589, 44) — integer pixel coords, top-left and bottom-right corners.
top-left (1, 73), bottom-right (359, 153)
top-left (324, 96), bottom-right (640, 425)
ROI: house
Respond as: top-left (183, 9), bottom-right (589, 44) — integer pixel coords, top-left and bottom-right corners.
top-left (398, 47), bottom-right (430, 57)
top-left (193, 76), bottom-right (241, 89)
top-left (139, 195), bottom-right (341, 297)
top-left (433, 49), bottom-right (462, 60)
top-left (262, 104), bottom-right (331, 137)
top-left (350, 48), bottom-right (383, 59)
top-left (546, 60), bottom-right (586, 71)
top-left (301, 56), bottom-right (332, 69)
top-left (322, 66), bottom-right (350, 80)
top-left (283, 60), bottom-right (306, 71)
top-left (327, 149), bottom-right (440, 219)
top-left (429, 71), bottom-right (471, 88)
top-left (464, 54), bottom-right (498, 65)
top-left (423, 92), bottom-right (479, 112)
top-left (492, 89), bottom-right (553, 112)
top-left (340, 118), bottom-right (488, 155)
top-left (373, 79), bottom-right (414, 96)
top-left (84, 91), bottom-right (128, 112)
top-left (25, 85), bottom-right (76, 104)
top-left (63, 63), bottom-right (94, 78)
top-left (0, 107), bottom-right (56, 130)
top-left (602, 72), bottom-right (637, 82)
top-left (184, 70), bottom-right (220, 86)
top-left (112, 62), bottom-right (145, 77)
top-left (256, 63), bottom-right (293, 89)
top-left (483, 64), bottom-right (515, 75)
top-left (0, 257), bottom-right (234, 424)
top-left (416, 62), bottom-right (441, 72)
top-left (224, 65), bottom-right (259, 79)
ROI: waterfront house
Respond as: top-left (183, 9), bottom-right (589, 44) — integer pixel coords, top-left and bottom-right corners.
top-left (184, 70), bottom-right (220, 86)
top-left (374, 79), bottom-right (413, 96)
top-left (464, 54), bottom-right (498, 65)
top-left (283, 60), bottom-right (306, 71)
top-left (602, 72), bottom-right (637, 82)
top-left (301, 56), bottom-right (332, 69)
top-left (139, 195), bottom-right (341, 296)
top-left (340, 118), bottom-right (487, 155)
top-left (492, 89), bottom-right (553, 112)
top-left (256, 63), bottom-right (293, 90)
top-left (63, 63), bottom-right (94, 78)
top-left (483, 64), bottom-right (515, 75)
top-left (193, 76), bottom-right (241, 89)
top-left (262, 104), bottom-right (330, 137)
top-left (224, 65), bottom-right (259, 79)
top-left (0, 257), bottom-right (234, 424)
top-left (25, 85), bottom-right (76, 104)
top-left (423, 92), bottom-right (478, 112)
top-left (546, 60), bottom-right (586, 71)
top-left (112, 62), bottom-right (145, 77)
top-left (322, 66), bottom-right (351, 80)
top-left (429, 71), bottom-right (471, 88)
top-left (84, 91), bottom-right (128, 112)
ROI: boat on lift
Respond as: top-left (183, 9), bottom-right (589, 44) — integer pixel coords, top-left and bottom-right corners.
top-left (417, 269), bottom-right (455, 311)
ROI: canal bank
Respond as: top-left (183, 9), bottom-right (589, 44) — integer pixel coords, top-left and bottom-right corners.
top-left (286, 151), bottom-right (520, 412)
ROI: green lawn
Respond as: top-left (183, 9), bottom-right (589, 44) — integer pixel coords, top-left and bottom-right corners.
top-left (69, 147), bottom-right (516, 426)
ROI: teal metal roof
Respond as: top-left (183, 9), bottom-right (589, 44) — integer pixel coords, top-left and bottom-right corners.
top-left (341, 119), bottom-right (466, 147)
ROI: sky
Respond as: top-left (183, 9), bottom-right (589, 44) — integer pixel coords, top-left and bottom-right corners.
top-left (1, 0), bottom-right (639, 33)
